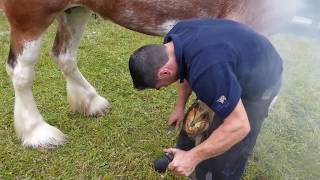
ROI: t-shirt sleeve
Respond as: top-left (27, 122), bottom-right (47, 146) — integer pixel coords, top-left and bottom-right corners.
top-left (163, 21), bottom-right (190, 44)
top-left (190, 50), bottom-right (242, 119)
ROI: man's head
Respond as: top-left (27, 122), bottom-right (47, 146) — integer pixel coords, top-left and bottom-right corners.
top-left (128, 43), bottom-right (178, 90)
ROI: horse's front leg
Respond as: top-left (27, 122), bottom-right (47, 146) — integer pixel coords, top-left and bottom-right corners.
top-left (6, 30), bottom-right (66, 148)
top-left (52, 7), bottom-right (111, 116)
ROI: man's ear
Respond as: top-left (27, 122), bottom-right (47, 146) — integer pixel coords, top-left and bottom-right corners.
top-left (157, 67), bottom-right (172, 80)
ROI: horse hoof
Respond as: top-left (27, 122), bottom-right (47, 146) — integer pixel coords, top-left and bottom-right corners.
top-left (21, 123), bottom-right (67, 149)
top-left (68, 89), bottom-right (112, 116)
top-left (85, 95), bottom-right (111, 117)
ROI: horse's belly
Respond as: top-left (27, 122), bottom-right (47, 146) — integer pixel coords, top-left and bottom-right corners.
top-left (84, 0), bottom-right (216, 35)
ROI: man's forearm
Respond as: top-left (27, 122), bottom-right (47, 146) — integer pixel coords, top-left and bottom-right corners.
top-left (190, 119), bottom-right (249, 161)
top-left (175, 81), bottom-right (192, 110)
top-left (189, 100), bottom-right (251, 163)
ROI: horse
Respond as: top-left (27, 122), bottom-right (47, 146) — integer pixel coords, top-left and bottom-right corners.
top-left (1, 0), bottom-right (301, 148)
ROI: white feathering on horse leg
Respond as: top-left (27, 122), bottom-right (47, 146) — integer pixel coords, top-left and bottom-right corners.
top-left (54, 50), bottom-right (111, 116)
top-left (52, 8), bottom-right (111, 116)
top-left (66, 68), bottom-right (111, 116)
top-left (10, 37), bottom-right (66, 148)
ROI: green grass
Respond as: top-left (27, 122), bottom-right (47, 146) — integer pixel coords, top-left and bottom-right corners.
top-left (0, 12), bottom-right (319, 179)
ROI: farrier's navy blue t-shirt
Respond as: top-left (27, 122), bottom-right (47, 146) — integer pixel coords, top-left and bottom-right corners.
top-left (163, 19), bottom-right (283, 119)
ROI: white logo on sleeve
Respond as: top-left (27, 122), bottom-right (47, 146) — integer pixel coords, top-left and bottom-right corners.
top-left (217, 95), bottom-right (227, 104)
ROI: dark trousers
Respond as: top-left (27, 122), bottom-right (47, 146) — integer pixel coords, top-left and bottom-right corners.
top-left (176, 82), bottom-right (281, 180)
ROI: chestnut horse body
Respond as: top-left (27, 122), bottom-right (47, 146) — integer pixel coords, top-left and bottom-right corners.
top-left (1, 0), bottom-right (300, 148)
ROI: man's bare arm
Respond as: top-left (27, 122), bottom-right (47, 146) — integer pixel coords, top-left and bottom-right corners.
top-left (176, 81), bottom-right (192, 110)
top-left (189, 99), bottom-right (251, 162)
top-left (168, 81), bottom-right (192, 127)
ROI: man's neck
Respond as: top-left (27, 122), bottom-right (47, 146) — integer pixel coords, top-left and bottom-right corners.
top-left (163, 42), bottom-right (178, 80)
top-left (165, 42), bottom-right (177, 65)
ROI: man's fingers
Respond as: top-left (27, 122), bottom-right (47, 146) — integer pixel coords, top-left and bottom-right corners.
top-left (164, 148), bottom-right (179, 155)
top-left (168, 162), bottom-right (181, 175)
top-left (169, 121), bottom-right (176, 128)
top-left (168, 118), bottom-right (176, 126)
top-left (168, 165), bottom-right (186, 177)
top-left (175, 120), bottom-right (179, 128)
top-left (168, 162), bottom-right (175, 171)
top-left (175, 119), bottom-right (182, 129)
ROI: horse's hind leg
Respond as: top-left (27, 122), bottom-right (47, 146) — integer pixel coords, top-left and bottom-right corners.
top-left (52, 7), bottom-right (111, 116)
top-left (5, 14), bottom-right (66, 148)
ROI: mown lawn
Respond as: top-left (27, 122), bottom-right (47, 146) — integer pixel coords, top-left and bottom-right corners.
top-left (0, 12), bottom-right (319, 179)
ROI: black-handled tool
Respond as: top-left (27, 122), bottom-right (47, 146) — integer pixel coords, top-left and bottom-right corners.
top-left (153, 152), bottom-right (174, 173)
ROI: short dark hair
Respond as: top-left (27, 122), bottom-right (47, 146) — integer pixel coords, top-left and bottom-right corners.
top-left (128, 44), bottom-right (168, 90)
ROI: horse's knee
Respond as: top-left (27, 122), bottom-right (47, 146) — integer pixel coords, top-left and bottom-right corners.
top-left (51, 7), bottom-right (91, 75)
top-left (51, 50), bottom-right (77, 75)
top-left (8, 37), bottom-right (42, 90)
top-left (12, 64), bottom-right (36, 90)
top-left (51, 17), bottom-right (78, 74)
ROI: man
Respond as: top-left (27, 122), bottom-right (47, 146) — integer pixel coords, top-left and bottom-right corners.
top-left (128, 19), bottom-right (282, 179)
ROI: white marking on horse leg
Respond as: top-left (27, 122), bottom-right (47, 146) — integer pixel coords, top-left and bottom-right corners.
top-left (9, 37), bottom-right (66, 148)
top-left (57, 50), bottom-right (111, 116)
top-left (67, 70), bottom-right (111, 116)
top-left (52, 8), bottom-right (111, 116)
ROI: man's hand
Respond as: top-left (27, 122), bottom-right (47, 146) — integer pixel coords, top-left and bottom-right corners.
top-left (164, 148), bottom-right (199, 177)
top-left (168, 109), bottom-right (184, 128)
